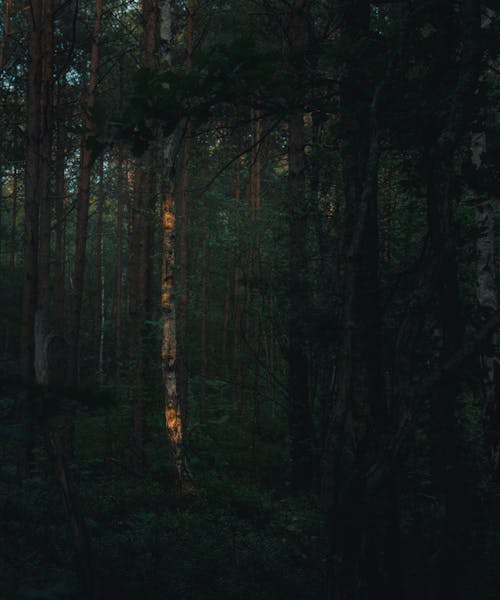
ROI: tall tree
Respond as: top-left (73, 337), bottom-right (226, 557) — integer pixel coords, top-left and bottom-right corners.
top-left (424, 2), bottom-right (483, 593)
top-left (322, 2), bottom-right (400, 597)
top-left (68, 0), bottom-right (103, 384)
top-left (286, 0), bottom-right (314, 490)
top-left (160, 0), bottom-right (189, 484)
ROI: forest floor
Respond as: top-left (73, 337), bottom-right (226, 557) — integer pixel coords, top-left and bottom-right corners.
top-left (0, 391), bottom-right (328, 599)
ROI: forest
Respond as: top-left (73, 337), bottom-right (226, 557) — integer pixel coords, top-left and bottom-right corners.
top-left (0, 0), bottom-right (499, 598)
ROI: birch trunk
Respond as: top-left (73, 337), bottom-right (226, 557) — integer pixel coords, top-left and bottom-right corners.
top-left (160, 0), bottom-right (190, 485)
top-left (476, 198), bottom-right (500, 479)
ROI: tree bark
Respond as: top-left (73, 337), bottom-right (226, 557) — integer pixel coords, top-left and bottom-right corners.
top-left (9, 167), bottom-right (18, 269)
top-left (287, 0), bottom-right (314, 490)
top-left (476, 198), bottom-right (500, 481)
top-left (93, 156), bottom-right (105, 383)
top-left (115, 145), bottom-right (125, 402)
top-left (54, 115), bottom-right (66, 335)
top-left (18, 0), bottom-right (42, 477)
top-left (0, 0), bottom-right (11, 70)
top-left (424, 3), bottom-right (482, 594)
top-left (160, 0), bottom-right (190, 486)
top-left (322, 2), bottom-right (400, 598)
top-left (68, 0), bottom-right (103, 384)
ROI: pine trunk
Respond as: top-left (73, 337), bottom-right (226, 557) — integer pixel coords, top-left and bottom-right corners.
top-left (68, 0), bottom-right (103, 384)
top-left (287, 0), bottom-right (313, 490)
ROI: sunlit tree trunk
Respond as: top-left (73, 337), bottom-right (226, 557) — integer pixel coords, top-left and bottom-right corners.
top-left (162, 182), bottom-right (189, 482)
top-left (175, 0), bottom-right (195, 429)
top-left (160, 0), bottom-right (190, 484)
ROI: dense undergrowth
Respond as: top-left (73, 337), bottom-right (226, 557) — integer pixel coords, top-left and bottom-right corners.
top-left (1, 381), bottom-right (500, 599)
top-left (0, 390), bottom-right (328, 600)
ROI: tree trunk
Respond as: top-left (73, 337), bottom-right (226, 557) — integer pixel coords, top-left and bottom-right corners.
top-left (162, 183), bottom-right (190, 484)
top-left (424, 3), bottom-right (482, 595)
top-left (36, 0), bottom-right (54, 335)
top-left (68, 0), bottom-right (103, 384)
top-left (476, 198), bottom-right (500, 480)
top-left (115, 145), bottom-right (125, 402)
top-left (0, 0), bottom-right (11, 70)
top-left (220, 260), bottom-right (231, 387)
top-left (54, 116), bottom-right (66, 335)
top-left (160, 0), bottom-right (190, 486)
top-left (18, 0), bottom-right (42, 477)
top-left (94, 156), bottom-right (105, 383)
top-left (249, 109), bottom-right (262, 434)
top-left (199, 209), bottom-right (208, 423)
top-left (176, 123), bottom-right (191, 428)
top-left (9, 167), bottom-right (18, 269)
top-left (322, 2), bottom-right (401, 598)
top-left (176, 0), bottom-right (195, 429)
top-left (287, 0), bottom-right (314, 490)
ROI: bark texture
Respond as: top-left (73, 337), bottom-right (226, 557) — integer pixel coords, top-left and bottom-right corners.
top-left (287, 0), bottom-right (314, 490)
top-left (69, 0), bottom-right (103, 384)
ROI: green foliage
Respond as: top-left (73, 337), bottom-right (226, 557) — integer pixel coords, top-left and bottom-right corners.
top-left (0, 409), bottom-right (327, 599)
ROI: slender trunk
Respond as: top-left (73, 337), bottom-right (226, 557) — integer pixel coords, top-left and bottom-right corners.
top-left (9, 167), bottom-right (18, 269)
top-left (129, 156), bottom-right (147, 474)
top-left (199, 211), bottom-right (208, 423)
top-left (249, 110), bottom-right (262, 433)
top-left (176, 123), bottom-right (190, 428)
top-left (231, 164), bottom-right (243, 413)
top-left (94, 156), bottom-right (105, 383)
top-left (69, 0), bottom-right (103, 384)
top-left (322, 2), bottom-right (400, 598)
top-left (54, 118), bottom-right (66, 335)
top-left (115, 145), bottom-right (124, 400)
top-left (37, 0), bottom-right (54, 333)
top-left (162, 184), bottom-right (189, 483)
top-left (287, 0), bottom-right (313, 490)
top-left (18, 0), bottom-right (42, 477)
top-left (424, 3), bottom-right (482, 595)
top-left (0, 0), bottom-right (11, 70)
top-left (476, 198), bottom-right (500, 480)
top-left (175, 0), bottom-right (194, 430)
top-left (160, 0), bottom-right (189, 485)
top-left (231, 258), bottom-right (243, 412)
top-left (0, 169), bottom-right (3, 262)
top-left (221, 261), bottom-right (231, 385)
top-left (21, 0), bottom-right (42, 382)
top-left (45, 428), bottom-right (94, 599)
